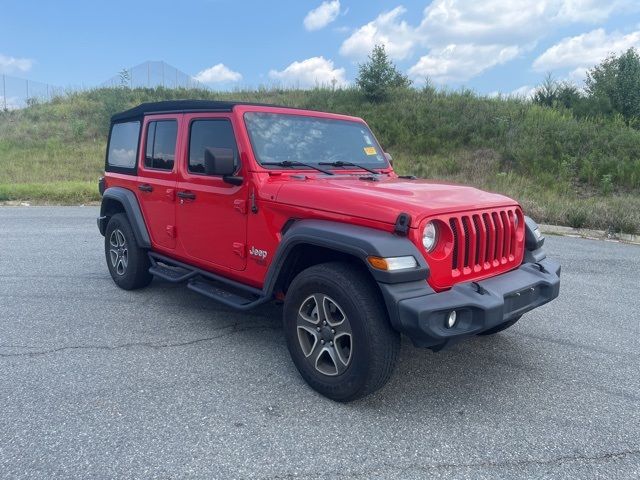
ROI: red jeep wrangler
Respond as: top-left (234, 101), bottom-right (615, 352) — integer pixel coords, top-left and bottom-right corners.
top-left (98, 100), bottom-right (560, 401)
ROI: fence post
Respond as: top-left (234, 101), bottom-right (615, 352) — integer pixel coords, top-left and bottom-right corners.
top-left (26, 80), bottom-right (29, 103)
top-left (2, 74), bottom-right (6, 110)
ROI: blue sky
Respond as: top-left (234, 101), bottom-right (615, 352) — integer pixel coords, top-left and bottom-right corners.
top-left (1, 0), bottom-right (640, 96)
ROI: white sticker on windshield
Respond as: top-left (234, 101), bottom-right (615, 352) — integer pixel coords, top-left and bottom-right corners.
top-left (363, 135), bottom-right (373, 145)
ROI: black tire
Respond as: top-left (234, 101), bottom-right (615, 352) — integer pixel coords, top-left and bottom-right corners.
top-left (477, 315), bottom-right (522, 336)
top-left (283, 262), bottom-right (400, 402)
top-left (104, 213), bottom-right (152, 290)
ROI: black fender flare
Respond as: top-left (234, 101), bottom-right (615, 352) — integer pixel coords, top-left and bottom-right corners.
top-left (98, 187), bottom-right (151, 248)
top-left (263, 219), bottom-right (429, 293)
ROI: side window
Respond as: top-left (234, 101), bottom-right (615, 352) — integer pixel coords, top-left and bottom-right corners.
top-left (188, 119), bottom-right (238, 174)
top-left (144, 120), bottom-right (177, 170)
top-left (107, 121), bottom-right (140, 168)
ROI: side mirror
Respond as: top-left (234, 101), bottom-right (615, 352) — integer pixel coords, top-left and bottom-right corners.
top-left (384, 152), bottom-right (393, 166)
top-left (204, 147), bottom-right (242, 185)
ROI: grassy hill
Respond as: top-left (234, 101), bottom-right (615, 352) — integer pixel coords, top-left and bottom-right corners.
top-left (1, 86), bottom-right (639, 233)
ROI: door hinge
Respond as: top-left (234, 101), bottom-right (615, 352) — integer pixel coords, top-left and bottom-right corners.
top-left (250, 189), bottom-right (258, 213)
top-left (234, 199), bottom-right (247, 214)
top-left (166, 225), bottom-right (176, 238)
top-left (233, 242), bottom-right (246, 258)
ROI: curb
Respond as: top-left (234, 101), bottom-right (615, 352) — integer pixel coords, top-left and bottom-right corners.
top-left (539, 224), bottom-right (640, 246)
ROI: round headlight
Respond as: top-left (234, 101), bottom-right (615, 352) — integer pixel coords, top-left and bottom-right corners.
top-left (422, 221), bottom-right (438, 252)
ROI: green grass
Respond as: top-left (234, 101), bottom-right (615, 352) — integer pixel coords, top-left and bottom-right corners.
top-left (1, 86), bottom-right (639, 233)
top-left (0, 181), bottom-right (100, 203)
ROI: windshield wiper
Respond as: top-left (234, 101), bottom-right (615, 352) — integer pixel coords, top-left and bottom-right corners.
top-left (261, 160), bottom-right (334, 175)
top-left (319, 161), bottom-right (382, 175)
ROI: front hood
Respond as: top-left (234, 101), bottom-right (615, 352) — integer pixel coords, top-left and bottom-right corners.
top-left (274, 175), bottom-right (518, 226)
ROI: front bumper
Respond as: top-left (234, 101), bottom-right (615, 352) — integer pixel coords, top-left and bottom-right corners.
top-left (380, 257), bottom-right (561, 349)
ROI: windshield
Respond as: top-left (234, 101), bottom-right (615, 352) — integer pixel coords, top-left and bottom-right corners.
top-left (244, 112), bottom-right (388, 168)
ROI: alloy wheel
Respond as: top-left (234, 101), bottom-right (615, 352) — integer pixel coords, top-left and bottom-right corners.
top-left (109, 229), bottom-right (128, 276)
top-left (296, 294), bottom-right (353, 376)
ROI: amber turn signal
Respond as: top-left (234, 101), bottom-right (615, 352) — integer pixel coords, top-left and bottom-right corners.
top-left (367, 256), bottom-right (418, 271)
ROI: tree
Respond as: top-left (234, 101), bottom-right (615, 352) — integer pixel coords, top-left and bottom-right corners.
top-left (555, 83), bottom-right (582, 110)
top-left (585, 48), bottom-right (640, 124)
top-left (355, 44), bottom-right (412, 102)
top-left (532, 73), bottom-right (558, 107)
top-left (533, 73), bottom-right (582, 110)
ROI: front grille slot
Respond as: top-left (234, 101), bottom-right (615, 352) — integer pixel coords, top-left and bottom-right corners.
top-left (449, 219), bottom-right (458, 269)
top-left (450, 208), bottom-right (519, 275)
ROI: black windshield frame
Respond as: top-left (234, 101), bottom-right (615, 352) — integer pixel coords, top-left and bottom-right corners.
top-left (243, 112), bottom-right (390, 170)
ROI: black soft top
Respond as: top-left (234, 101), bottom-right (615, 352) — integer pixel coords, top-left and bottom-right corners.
top-left (110, 100), bottom-right (289, 123)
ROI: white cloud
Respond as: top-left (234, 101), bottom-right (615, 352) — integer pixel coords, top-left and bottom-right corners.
top-left (193, 63), bottom-right (242, 84)
top-left (566, 66), bottom-right (589, 84)
top-left (419, 0), bottom-right (634, 45)
top-left (304, 1), bottom-right (341, 31)
top-left (489, 85), bottom-right (537, 99)
top-left (533, 28), bottom-right (640, 71)
top-left (418, 0), bottom-right (550, 46)
top-left (338, 0), bottom-right (635, 84)
top-left (409, 44), bottom-right (522, 83)
top-left (0, 53), bottom-right (33, 74)
top-left (554, 0), bottom-right (633, 23)
top-left (339, 7), bottom-right (417, 60)
top-left (268, 56), bottom-right (347, 88)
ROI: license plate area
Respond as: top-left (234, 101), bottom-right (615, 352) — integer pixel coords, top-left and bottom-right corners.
top-left (504, 284), bottom-right (539, 313)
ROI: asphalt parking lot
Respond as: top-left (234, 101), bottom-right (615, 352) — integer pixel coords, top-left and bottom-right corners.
top-left (0, 206), bottom-right (638, 479)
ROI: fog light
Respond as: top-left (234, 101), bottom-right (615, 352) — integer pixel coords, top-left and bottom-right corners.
top-left (446, 310), bottom-right (457, 328)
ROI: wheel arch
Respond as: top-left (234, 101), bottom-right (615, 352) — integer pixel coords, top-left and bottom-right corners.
top-left (265, 219), bottom-right (429, 296)
top-left (98, 187), bottom-right (151, 249)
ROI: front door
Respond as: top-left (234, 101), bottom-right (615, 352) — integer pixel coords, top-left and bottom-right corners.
top-left (136, 115), bottom-right (180, 250)
top-left (175, 114), bottom-right (248, 271)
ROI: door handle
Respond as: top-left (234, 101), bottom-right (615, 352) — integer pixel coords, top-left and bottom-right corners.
top-left (138, 184), bottom-right (153, 192)
top-left (177, 191), bottom-right (196, 200)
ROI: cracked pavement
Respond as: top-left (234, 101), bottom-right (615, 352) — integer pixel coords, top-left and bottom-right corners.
top-left (0, 206), bottom-right (639, 479)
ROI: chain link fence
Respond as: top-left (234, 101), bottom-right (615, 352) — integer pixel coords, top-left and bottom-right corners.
top-left (101, 61), bottom-right (208, 90)
top-left (1, 61), bottom-right (209, 110)
top-left (1, 74), bottom-right (65, 110)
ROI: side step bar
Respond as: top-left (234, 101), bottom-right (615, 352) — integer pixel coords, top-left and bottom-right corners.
top-left (148, 252), bottom-right (271, 311)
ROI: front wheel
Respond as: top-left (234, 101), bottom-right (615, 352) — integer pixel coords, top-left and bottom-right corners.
top-left (283, 262), bottom-right (400, 402)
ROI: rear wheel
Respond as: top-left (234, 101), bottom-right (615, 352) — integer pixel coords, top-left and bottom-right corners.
top-left (478, 315), bottom-right (522, 336)
top-left (104, 213), bottom-right (152, 290)
top-left (283, 262), bottom-right (400, 402)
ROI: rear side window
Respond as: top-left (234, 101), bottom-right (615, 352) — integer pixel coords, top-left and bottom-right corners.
top-left (107, 121), bottom-right (140, 169)
top-left (144, 120), bottom-right (177, 170)
top-left (188, 119), bottom-right (238, 174)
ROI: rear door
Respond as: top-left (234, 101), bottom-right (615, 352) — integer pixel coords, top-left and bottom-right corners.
top-left (136, 114), bottom-right (181, 250)
top-left (175, 113), bottom-right (248, 271)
